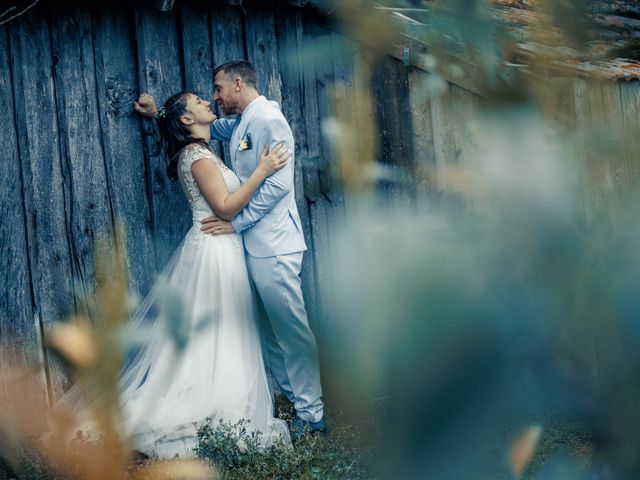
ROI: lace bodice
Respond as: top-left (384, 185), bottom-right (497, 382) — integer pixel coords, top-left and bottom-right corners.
top-left (177, 144), bottom-right (241, 220)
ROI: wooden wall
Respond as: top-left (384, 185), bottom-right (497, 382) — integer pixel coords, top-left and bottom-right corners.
top-left (2, 0), bottom-right (638, 405)
top-left (0, 0), bottom-right (360, 403)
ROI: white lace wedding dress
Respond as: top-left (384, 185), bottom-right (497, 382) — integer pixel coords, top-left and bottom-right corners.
top-left (118, 144), bottom-right (290, 457)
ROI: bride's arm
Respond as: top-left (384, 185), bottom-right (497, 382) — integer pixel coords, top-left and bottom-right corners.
top-left (191, 144), bottom-right (289, 221)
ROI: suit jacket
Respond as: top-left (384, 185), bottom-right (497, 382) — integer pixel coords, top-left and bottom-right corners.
top-left (211, 96), bottom-right (307, 258)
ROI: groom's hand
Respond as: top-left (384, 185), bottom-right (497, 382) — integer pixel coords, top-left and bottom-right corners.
top-left (134, 93), bottom-right (159, 118)
top-left (201, 216), bottom-right (235, 235)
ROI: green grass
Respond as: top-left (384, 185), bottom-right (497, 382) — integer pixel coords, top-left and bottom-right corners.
top-left (193, 395), bottom-right (372, 480)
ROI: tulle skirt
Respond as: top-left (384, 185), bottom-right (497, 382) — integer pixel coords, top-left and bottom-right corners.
top-left (119, 225), bottom-right (290, 457)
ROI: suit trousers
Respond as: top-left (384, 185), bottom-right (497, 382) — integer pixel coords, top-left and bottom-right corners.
top-left (246, 252), bottom-right (324, 423)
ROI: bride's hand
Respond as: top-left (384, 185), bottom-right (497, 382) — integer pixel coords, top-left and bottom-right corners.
top-left (134, 93), bottom-right (159, 118)
top-left (257, 143), bottom-right (289, 176)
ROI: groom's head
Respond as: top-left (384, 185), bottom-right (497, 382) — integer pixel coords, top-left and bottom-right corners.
top-left (213, 60), bottom-right (259, 115)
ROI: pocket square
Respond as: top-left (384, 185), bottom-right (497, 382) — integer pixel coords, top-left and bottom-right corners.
top-left (238, 133), bottom-right (253, 151)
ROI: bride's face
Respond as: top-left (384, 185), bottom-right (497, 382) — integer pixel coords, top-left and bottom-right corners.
top-left (184, 94), bottom-right (217, 125)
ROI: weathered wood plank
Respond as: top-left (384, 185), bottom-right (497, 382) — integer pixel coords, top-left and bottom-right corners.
top-left (430, 82), bottom-right (459, 206)
top-left (371, 56), bottom-right (416, 206)
top-left (274, 4), bottom-right (319, 324)
top-left (0, 24), bottom-right (49, 408)
top-left (448, 83), bottom-right (480, 174)
top-left (618, 81), bottom-right (640, 189)
top-left (301, 14), bottom-right (335, 328)
top-left (9, 6), bottom-right (75, 401)
top-left (210, 3), bottom-right (245, 65)
top-left (572, 80), bottom-right (621, 225)
top-left (181, 1), bottom-right (214, 95)
top-left (92, 5), bottom-right (157, 296)
top-left (244, 2), bottom-right (283, 105)
top-left (314, 31), bottom-right (342, 206)
top-left (180, 0), bottom-right (221, 158)
top-left (135, 3), bottom-right (191, 267)
top-left (310, 25), bottom-right (353, 334)
top-left (50, 5), bottom-right (114, 305)
top-left (299, 16), bottom-right (323, 203)
top-left (351, 44), bottom-right (379, 195)
top-left (210, 2), bottom-right (245, 166)
top-left (142, 0), bottom-right (176, 12)
top-left (407, 67), bottom-right (437, 208)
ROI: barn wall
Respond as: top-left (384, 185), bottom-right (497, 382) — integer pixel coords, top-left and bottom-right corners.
top-left (2, 0), bottom-right (638, 403)
top-left (0, 0), bottom-right (355, 402)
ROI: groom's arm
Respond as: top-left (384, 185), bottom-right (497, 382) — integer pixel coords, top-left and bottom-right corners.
top-left (211, 117), bottom-right (236, 142)
top-left (231, 119), bottom-right (294, 233)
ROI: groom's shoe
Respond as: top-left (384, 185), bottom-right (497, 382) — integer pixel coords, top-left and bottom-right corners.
top-left (290, 415), bottom-right (328, 443)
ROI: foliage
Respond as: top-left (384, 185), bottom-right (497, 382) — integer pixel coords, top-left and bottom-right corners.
top-left (193, 399), bottom-right (370, 480)
top-left (325, 106), bottom-right (640, 478)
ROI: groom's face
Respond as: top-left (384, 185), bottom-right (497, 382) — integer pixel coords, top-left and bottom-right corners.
top-left (214, 70), bottom-right (240, 116)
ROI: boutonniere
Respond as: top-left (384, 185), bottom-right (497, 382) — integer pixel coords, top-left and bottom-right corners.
top-left (238, 133), bottom-right (253, 151)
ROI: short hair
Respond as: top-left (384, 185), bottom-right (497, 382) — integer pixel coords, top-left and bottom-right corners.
top-left (214, 60), bottom-right (259, 90)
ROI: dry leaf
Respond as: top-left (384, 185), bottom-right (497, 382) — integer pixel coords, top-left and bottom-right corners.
top-left (47, 317), bottom-right (97, 368)
top-left (509, 424), bottom-right (543, 477)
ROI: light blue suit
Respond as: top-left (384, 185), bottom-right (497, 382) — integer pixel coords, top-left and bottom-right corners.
top-left (211, 96), bottom-right (324, 423)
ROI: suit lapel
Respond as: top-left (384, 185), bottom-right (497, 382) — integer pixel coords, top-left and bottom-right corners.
top-left (231, 96), bottom-right (267, 171)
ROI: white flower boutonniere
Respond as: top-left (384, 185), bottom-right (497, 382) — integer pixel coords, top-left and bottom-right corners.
top-left (238, 133), bottom-right (253, 151)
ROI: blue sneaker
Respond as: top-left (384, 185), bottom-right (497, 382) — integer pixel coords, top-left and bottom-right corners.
top-left (290, 415), bottom-right (328, 442)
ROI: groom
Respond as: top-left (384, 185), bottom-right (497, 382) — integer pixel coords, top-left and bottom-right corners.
top-left (135, 60), bottom-right (325, 438)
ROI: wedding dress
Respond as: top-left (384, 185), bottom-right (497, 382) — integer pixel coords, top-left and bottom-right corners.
top-left (118, 143), bottom-right (290, 457)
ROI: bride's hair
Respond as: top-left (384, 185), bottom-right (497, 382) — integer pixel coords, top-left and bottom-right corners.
top-left (156, 91), bottom-right (211, 180)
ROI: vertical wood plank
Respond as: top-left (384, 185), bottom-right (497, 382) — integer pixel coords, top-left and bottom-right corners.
top-left (371, 56), bottom-right (416, 206)
top-left (299, 15), bottom-right (322, 203)
top-left (572, 79), bottom-right (619, 225)
top-left (448, 83), bottom-right (479, 193)
top-left (300, 13), bottom-right (332, 328)
top-left (329, 32), bottom-right (356, 211)
top-left (180, 0), bottom-right (221, 157)
top-left (0, 24), bottom-right (49, 407)
top-left (407, 67), bottom-right (437, 208)
top-left (274, 4), bottom-right (319, 323)
top-left (135, 3), bottom-right (191, 267)
top-left (430, 82), bottom-right (462, 208)
top-left (50, 5), bottom-right (114, 304)
top-left (9, 6), bottom-right (75, 400)
top-left (618, 81), bottom-right (640, 189)
top-left (244, 2), bottom-right (283, 105)
top-left (210, 2), bottom-right (245, 64)
top-left (210, 2), bottom-right (245, 165)
top-left (310, 24), bottom-right (349, 334)
top-left (93, 5), bottom-right (157, 296)
top-left (314, 30), bottom-right (343, 209)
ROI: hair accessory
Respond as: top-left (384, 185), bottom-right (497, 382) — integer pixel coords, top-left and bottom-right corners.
top-left (157, 107), bottom-right (167, 119)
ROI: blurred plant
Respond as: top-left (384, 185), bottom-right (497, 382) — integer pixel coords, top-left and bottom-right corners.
top-left (325, 104), bottom-right (640, 479)
top-left (0, 228), bottom-right (215, 479)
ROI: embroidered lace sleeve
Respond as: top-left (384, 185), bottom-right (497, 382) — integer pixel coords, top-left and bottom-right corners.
top-left (178, 144), bottom-right (228, 200)
top-left (179, 145), bottom-right (210, 200)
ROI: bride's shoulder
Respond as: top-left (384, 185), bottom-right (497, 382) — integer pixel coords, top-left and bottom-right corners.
top-left (180, 142), bottom-right (214, 159)
top-left (179, 143), bottom-right (215, 168)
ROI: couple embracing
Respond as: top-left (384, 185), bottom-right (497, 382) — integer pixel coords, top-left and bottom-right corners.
top-left (125, 60), bottom-right (325, 457)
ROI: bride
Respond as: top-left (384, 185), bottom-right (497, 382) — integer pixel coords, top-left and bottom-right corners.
top-left (118, 91), bottom-right (291, 457)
